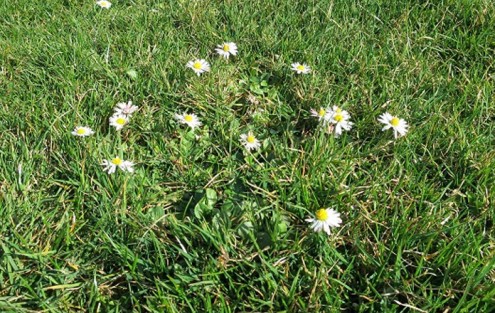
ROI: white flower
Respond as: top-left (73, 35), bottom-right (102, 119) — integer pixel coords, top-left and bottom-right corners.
top-left (378, 112), bottom-right (409, 138)
top-left (310, 107), bottom-right (328, 122)
top-left (71, 126), bottom-right (94, 137)
top-left (96, 0), bottom-right (112, 9)
top-left (175, 112), bottom-right (202, 130)
top-left (291, 63), bottom-right (311, 74)
top-left (326, 106), bottom-right (353, 137)
top-left (114, 101), bottom-right (138, 116)
top-left (305, 208), bottom-right (342, 235)
top-left (186, 59), bottom-right (210, 76)
top-left (101, 157), bottom-right (135, 174)
top-left (109, 114), bottom-right (129, 131)
top-left (240, 131), bottom-right (261, 151)
top-left (215, 42), bottom-right (238, 59)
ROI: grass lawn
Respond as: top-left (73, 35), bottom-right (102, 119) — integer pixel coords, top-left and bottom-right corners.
top-left (1, 0), bottom-right (494, 312)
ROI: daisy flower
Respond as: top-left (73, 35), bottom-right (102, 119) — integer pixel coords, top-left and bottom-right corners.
top-left (378, 112), bottom-right (409, 138)
top-left (71, 126), bottom-right (94, 137)
top-left (186, 59), bottom-right (210, 76)
top-left (291, 63), bottom-right (311, 74)
top-left (215, 42), bottom-right (238, 59)
top-left (310, 107), bottom-right (328, 122)
top-left (326, 106), bottom-right (353, 137)
top-left (306, 208), bottom-right (342, 235)
top-left (175, 112), bottom-right (202, 130)
top-left (240, 131), bottom-right (261, 151)
top-left (101, 157), bottom-right (135, 174)
top-left (109, 114), bottom-right (129, 131)
top-left (114, 101), bottom-right (138, 116)
top-left (96, 0), bottom-right (112, 9)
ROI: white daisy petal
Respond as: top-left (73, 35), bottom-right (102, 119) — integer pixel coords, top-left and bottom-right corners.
top-left (72, 126), bottom-right (94, 137)
top-left (240, 131), bottom-right (261, 151)
top-left (175, 112), bottom-right (202, 130)
top-left (291, 62), bottom-right (311, 74)
top-left (114, 101), bottom-right (139, 116)
top-left (306, 208), bottom-right (342, 235)
top-left (215, 42), bottom-right (238, 59)
top-left (186, 59), bottom-right (210, 76)
top-left (323, 223), bottom-right (331, 235)
top-left (102, 157), bottom-right (134, 174)
top-left (310, 221), bottom-right (320, 231)
top-left (311, 107), bottom-right (328, 122)
top-left (109, 114), bottom-right (129, 131)
top-left (378, 112), bottom-right (408, 138)
top-left (96, 0), bottom-right (112, 9)
top-left (121, 160), bottom-right (135, 173)
top-left (327, 106), bottom-right (353, 137)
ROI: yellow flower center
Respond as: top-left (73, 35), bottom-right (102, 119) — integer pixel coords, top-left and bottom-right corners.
top-left (76, 128), bottom-right (86, 135)
top-left (318, 108), bottom-right (325, 117)
top-left (193, 62), bottom-right (202, 69)
top-left (334, 114), bottom-right (343, 122)
top-left (246, 135), bottom-right (256, 143)
top-left (315, 209), bottom-right (328, 221)
top-left (335, 108), bottom-right (342, 113)
top-left (184, 115), bottom-right (193, 122)
top-left (223, 44), bottom-right (230, 52)
top-left (116, 117), bottom-right (126, 125)
top-left (100, 1), bottom-right (110, 7)
top-left (297, 65), bottom-right (305, 71)
top-left (111, 157), bottom-right (122, 165)
top-left (390, 117), bottom-right (400, 127)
